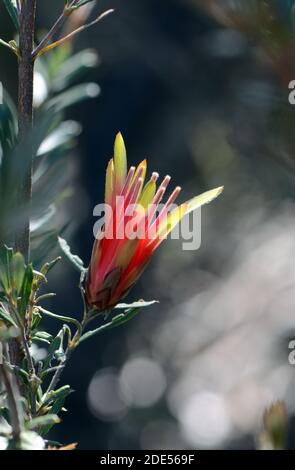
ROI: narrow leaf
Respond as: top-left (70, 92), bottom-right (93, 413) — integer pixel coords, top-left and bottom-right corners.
top-left (0, 307), bottom-right (18, 327)
top-left (26, 414), bottom-right (60, 431)
top-left (114, 300), bottom-right (158, 309)
top-left (19, 264), bottom-right (33, 318)
top-left (58, 237), bottom-right (85, 272)
top-left (3, 0), bottom-right (19, 30)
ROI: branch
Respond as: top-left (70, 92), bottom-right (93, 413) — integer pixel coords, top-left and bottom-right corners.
top-left (34, 9), bottom-right (114, 59)
top-left (42, 348), bottom-right (71, 400)
top-left (20, 328), bottom-right (37, 415)
top-left (32, 0), bottom-right (80, 59)
top-left (0, 352), bottom-right (23, 443)
top-left (16, 0), bottom-right (37, 260)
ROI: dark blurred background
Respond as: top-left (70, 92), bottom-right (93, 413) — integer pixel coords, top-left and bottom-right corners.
top-left (1, 0), bottom-right (295, 449)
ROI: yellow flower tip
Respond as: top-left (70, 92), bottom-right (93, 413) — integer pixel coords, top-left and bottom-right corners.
top-left (187, 185), bottom-right (224, 213)
top-left (107, 157), bottom-right (114, 169)
top-left (114, 133), bottom-right (127, 193)
top-left (131, 160), bottom-right (147, 189)
top-left (138, 159), bottom-right (147, 174)
top-left (215, 186), bottom-right (224, 195)
top-left (115, 131), bottom-right (124, 146)
top-left (105, 158), bottom-right (114, 205)
top-left (139, 177), bottom-right (157, 208)
top-left (114, 133), bottom-right (126, 159)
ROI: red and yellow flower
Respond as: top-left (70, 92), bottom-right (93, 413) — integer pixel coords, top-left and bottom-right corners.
top-left (86, 133), bottom-right (223, 312)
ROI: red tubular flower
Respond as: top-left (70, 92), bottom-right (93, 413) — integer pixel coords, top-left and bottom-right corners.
top-left (86, 133), bottom-right (223, 312)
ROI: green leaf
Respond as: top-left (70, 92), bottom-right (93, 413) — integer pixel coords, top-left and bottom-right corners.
top-left (109, 308), bottom-right (142, 327)
top-left (19, 264), bottom-right (33, 318)
top-left (3, 0), bottom-right (19, 30)
top-left (0, 88), bottom-right (17, 152)
top-left (0, 245), bottom-right (13, 294)
top-left (26, 414), bottom-right (60, 431)
top-left (11, 252), bottom-right (25, 295)
top-left (80, 301), bottom-right (158, 344)
top-left (58, 236), bottom-right (85, 272)
top-left (40, 257), bottom-right (61, 276)
top-left (45, 385), bottom-right (72, 405)
top-left (46, 83), bottom-right (100, 112)
top-left (0, 307), bottom-right (18, 328)
top-left (33, 270), bottom-right (47, 284)
top-left (38, 307), bottom-right (82, 335)
top-left (41, 385), bottom-right (73, 435)
top-left (42, 328), bottom-right (64, 370)
top-left (37, 121), bottom-right (81, 158)
top-left (31, 310), bottom-right (42, 330)
top-left (114, 300), bottom-right (159, 309)
top-left (32, 330), bottom-right (53, 345)
top-left (51, 49), bottom-right (99, 92)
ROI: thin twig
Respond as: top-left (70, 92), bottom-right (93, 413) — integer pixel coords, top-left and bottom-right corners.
top-left (20, 328), bottom-right (37, 416)
top-left (42, 309), bottom-right (87, 396)
top-left (16, 0), bottom-right (21, 14)
top-left (21, 330), bottom-right (35, 377)
top-left (43, 348), bottom-right (71, 398)
top-left (32, 0), bottom-right (79, 59)
top-left (34, 10), bottom-right (114, 59)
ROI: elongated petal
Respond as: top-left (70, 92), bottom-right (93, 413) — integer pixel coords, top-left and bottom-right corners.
top-left (130, 159), bottom-right (147, 191)
top-left (139, 173), bottom-right (158, 209)
top-left (151, 185), bottom-right (181, 232)
top-left (114, 132), bottom-right (127, 194)
top-left (105, 159), bottom-right (114, 205)
top-left (150, 186), bottom-right (224, 249)
top-left (187, 186), bottom-right (224, 212)
top-left (121, 166), bottom-right (136, 197)
top-left (125, 164), bottom-right (146, 205)
top-left (155, 204), bottom-right (186, 242)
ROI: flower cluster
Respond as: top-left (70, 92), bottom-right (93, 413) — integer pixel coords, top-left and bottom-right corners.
top-left (86, 133), bottom-right (223, 312)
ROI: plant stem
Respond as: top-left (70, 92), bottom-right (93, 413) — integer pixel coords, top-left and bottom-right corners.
top-left (20, 328), bottom-right (37, 416)
top-left (16, 0), bottom-right (37, 261)
top-left (34, 9), bottom-right (114, 58)
top-left (43, 314), bottom-right (87, 397)
top-left (0, 349), bottom-right (23, 443)
top-left (45, 348), bottom-right (72, 397)
top-left (32, 0), bottom-right (79, 59)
